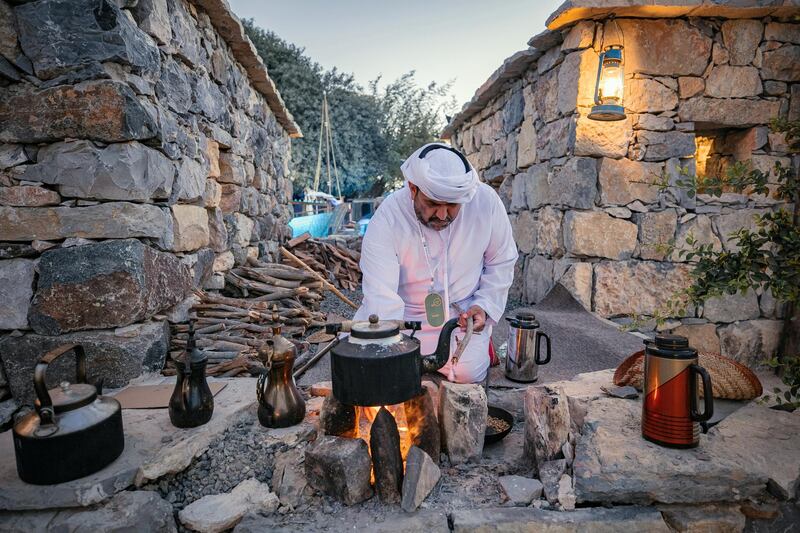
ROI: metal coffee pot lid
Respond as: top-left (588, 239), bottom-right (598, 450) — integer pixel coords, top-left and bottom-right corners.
top-left (350, 314), bottom-right (401, 340)
top-left (35, 381), bottom-right (97, 414)
top-left (506, 311), bottom-right (539, 328)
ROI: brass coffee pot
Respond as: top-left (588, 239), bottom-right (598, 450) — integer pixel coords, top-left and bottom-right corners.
top-left (256, 312), bottom-right (305, 428)
top-left (169, 323), bottom-right (214, 428)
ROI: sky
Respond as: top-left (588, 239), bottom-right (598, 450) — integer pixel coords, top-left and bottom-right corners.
top-left (229, 0), bottom-right (564, 109)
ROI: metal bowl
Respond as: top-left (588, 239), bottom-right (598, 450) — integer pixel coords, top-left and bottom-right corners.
top-left (485, 405), bottom-right (514, 444)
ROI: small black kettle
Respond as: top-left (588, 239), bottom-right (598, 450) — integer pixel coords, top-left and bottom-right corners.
top-left (169, 324), bottom-right (214, 428)
top-left (13, 344), bottom-right (124, 485)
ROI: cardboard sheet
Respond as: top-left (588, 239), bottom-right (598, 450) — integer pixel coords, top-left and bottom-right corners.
top-left (113, 382), bottom-right (227, 409)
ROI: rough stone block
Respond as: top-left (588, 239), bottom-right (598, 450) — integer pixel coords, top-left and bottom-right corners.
top-left (171, 205), bottom-right (210, 252)
top-left (549, 157), bottom-right (597, 209)
top-left (534, 206), bottom-right (564, 256)
top-left (502, 90), bottom-right (524, 134)
top-left (24, 140), bottom-right (174, 201)
top-left (635, 209), bottom-right (677, 261)
top-left (0, 81), bottom-right (158, 143)
top-left (574, 114), bottom-right (632, 159)
top-left (15, 0), bottom-right (159, 80)
top-left (219, 152), bottom-right (247, 185)
top-left (722, 19), bottom-right (763, 66)
top-left (593, 260), bottom-right (692, 317)
top-left (516, 118), bottom-right (536, 169)
top-left (525, 254), bottom-right (555, 303)
top-left (718, 319), bottom-right (782, 367)
top-left (401, 446), bottom-right (441, 512)
top-left (304, 435), bottom-right (373, 505)
top-left (207, 207), bottom-right (229, 252)
top-left (626, 78), bottom-right (678, 113)
top-left (639, 130), bottom-right (695, 161)
top-left (539, 459), bottom-right (567, 503)
top-left (678, 76), bottom-right (705, 99)
top-left (438, 381), bottom-right (487, 464)
top-left (451, 506), bottom-right (670, 532)
top-left (510, 210), bottom-right (536, 254)
top-left (564, 211), bottom-right (637, 260)
top-left (219, 183), bottom-right (242, 213)
top-left (179, 478), bottom-right (278, 533)
top-left (714, 209), bottom-right (768, 252)
top-left (524, 385), bottom-right (570, 472)
top-left (557, 262), bottom-right (592, 310)
top-left (203, 178), bottom-right (222, 208)
top-left (598, 158), bottom-right (663, 206)
top-left (561, 20), bottom-right (595, 51)
top-left (679, 97), bottom-right (782, 128)
top-left (174, 157), bottom-right (206, 202)
top-left (672, 323), bottom-right (720, 354)
top-left (0, 258), bottom-right (35, 330)
top-left (131, 0), bottom-right (172, 45)
top-left (499, 475), bottom-right (543, 506)
top-left (0, 203), bottom-right (169, 243)
top-left (702, 289), bottom-right (760, 323)
top-left (0, 490), bottom-right (177, 533)
top-left (0, 320), bottom-right (169, 406)
top-left (617, 19), bottom-right (711, 76)
top-left (537, 118), bottom-right (575, 161)
top-left (634, 114), bottom-right (674, 131)
top-left (705, 65), bottom-right (763, 98)
top-left (660, 503), bottom-right (746, 533)
top-left (28, 239), bottom-right (190, 334)
top-left (671, 214), bottom-right (722, 261)
top-left (0, 185), bottom-right (60, 207)
top-left (764, 22), bottom-right (800, 44)
top-left (558, 48), bottom-right (599, 114)
top-left (762, 45), bottom-right (800, 82)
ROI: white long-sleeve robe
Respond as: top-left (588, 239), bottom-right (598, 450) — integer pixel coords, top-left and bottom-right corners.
top-left (354, 182), bottom-right (518, 383)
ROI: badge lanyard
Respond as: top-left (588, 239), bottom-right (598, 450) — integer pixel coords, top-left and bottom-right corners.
top-left (416, 221), bottom-right (451, 328)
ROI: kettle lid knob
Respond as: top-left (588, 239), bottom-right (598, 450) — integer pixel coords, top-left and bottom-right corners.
top-left (369, 314), bottom-right (379, 324)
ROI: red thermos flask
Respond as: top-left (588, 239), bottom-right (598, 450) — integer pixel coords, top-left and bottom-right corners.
top-left (642, 334), bottom-right (714, 448)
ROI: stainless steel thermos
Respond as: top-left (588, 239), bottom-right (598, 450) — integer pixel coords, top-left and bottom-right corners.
top-left (504, 311), bottom-right (552, 382)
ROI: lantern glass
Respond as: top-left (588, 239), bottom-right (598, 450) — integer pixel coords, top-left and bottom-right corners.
top-left (598, 59), bottom-right (623, 104)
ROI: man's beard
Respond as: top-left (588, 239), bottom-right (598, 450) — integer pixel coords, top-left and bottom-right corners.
top-left (414, 203), bottom-right (453, 231)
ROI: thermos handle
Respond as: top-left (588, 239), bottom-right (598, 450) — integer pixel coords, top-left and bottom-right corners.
top-left (689, 364), bottom-right (714, 422)
top-left (535, 331), bottom-right (551, 365)
top-left (34, 344), bottom-right (88, 424)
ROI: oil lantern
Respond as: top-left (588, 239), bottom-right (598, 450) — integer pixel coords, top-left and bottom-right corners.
top-left (588, 45), bottom-right (625, 121)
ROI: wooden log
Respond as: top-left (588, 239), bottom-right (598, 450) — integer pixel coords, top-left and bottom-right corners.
top-left (286, 232), bottom-right (312, 248)
top-left (281, 247), bottom-right (358, 309)
top-left (370, 406), bottom-right (404, 504)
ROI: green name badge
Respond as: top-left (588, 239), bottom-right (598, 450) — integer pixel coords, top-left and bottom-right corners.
top-left (424, 292), bottom-right (445, 327)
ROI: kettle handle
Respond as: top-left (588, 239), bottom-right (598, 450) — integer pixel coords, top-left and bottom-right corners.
top-left (34, 344), bottom-right (88, 423)
top-left (535, 331), bottom-right (551, 365)
top-left (689, 364), bottom-right (714, 422)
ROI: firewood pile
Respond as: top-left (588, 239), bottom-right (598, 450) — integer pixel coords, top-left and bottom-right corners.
top-left (284, 232), bottom-right (362, 291)
top-left (164, 259), bottom-right (327, 378)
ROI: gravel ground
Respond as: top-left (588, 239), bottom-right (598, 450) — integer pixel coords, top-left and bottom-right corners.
top-left (141, 410), bottom-right (279, 511)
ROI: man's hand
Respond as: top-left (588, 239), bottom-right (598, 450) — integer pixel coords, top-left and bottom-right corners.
top-left (459, 305), bottom-right (486, 332)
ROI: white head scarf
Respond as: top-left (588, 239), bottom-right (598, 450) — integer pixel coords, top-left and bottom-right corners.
top-left (400, 143), bottom-right (479, 204)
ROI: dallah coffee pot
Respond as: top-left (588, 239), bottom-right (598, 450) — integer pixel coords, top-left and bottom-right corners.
top-left (256, 320), bottom-right (306, 428)
top-left (169, 324), bottom-right (214, 428)
top-left (642, 334), bottom-right (714, 448)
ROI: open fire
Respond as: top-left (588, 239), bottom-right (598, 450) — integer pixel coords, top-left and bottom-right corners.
top-left (318, 383), bottom-right (440, 504)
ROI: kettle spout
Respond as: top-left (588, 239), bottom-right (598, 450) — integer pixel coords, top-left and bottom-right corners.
top-left (420, 318), bottom-right (460, 373)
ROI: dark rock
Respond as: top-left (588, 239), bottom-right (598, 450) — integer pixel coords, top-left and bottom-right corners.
top-left (0, 81), bottom-right (159, 143)
top-left (371, 406), bottom-right (404, 504)
top-left (28, 239), bottom-right (191, 335)
top-left (1, 320), bottom-right (169, 406)
top-left (539, 459), bottom-right (567, 504)
top-left (0, 490), bottom-right (177, 532)
top-left (0, 55), bottom-right (20, 81)
top-left (166, 0), bottom-right (206, 68)
top-left (304, 435), bottom-right (373, 505)
top-left (131, 0), bottom-right (172, 45)
top-left (0, 258), bottom-right (35, 330)
top-left (601, 385), bottom-right (639, 399)
top-left (451, 506), bottom-right (670, 532)
top-left (0, 243), bottom-right (37, 259)
top-left (0, 144), bottom-right (26, 169)
top-left (15, 0), bottom-right (160, 80)
top-left (502, 90), bottom-right (524, 134)
top-left (0, 202), bottom-right (169, 242)
top-left (184, 247), bottom-right (215, 288)
top-left (401, 446), bottom-right (441, 512)
top-left (524, 386), bottom-right (570, 473)
top-left (404, 386), bottom-right (441, 465)
top-left (155, 57), bottom-right (192, 114)
top-left (498, 475), bottom-right (543, 506)
top-left (319, 393), bottom-right (357, 438)
top-left (273, 447), bottom-right (307, 508)
top-left (191, 72), bottom-right (226, 122)
top-left (207, 207), bottom-right (229, 253)
top-left (39, 63), bottom-right (109, 89)
top-left (24, 140), bottom-right (174, 201)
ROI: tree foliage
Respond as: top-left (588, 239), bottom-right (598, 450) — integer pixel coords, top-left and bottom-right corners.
top-left (243, 20), bottom-right (454, 199)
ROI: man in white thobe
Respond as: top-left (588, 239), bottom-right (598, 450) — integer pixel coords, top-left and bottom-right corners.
top-left (354, 143), bottom-right (518, 383)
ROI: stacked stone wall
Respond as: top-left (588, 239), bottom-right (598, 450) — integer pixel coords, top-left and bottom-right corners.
top-left (449, 15), bottom-right (799, 367)
top-left (0, 0), bottom-right (296, 404)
